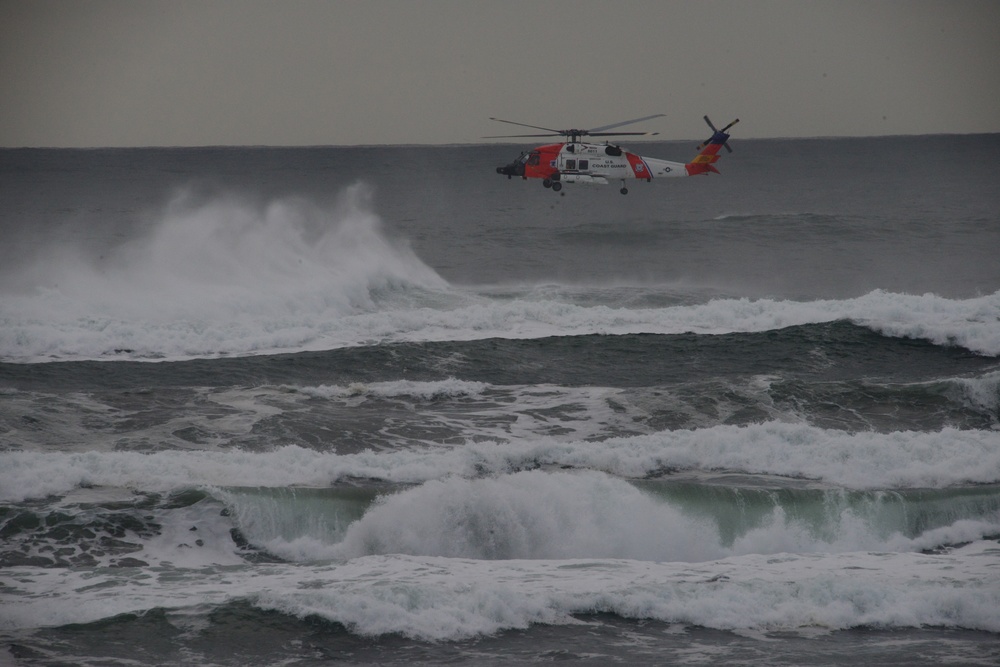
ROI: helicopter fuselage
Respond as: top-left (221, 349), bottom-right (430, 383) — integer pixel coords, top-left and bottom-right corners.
top-left (497, 142), bottom-right (691, 182)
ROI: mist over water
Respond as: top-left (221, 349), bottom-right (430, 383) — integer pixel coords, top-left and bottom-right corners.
top-left (1, 183), bottom-right (454, 359)
top-left (22, 182), bottom-right (443, 313)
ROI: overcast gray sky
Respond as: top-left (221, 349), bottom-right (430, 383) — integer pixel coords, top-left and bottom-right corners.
top-left (2, 0), bottom-right (998, 147)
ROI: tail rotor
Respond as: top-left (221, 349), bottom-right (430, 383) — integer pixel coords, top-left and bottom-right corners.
top-left (698, 116), bottom-right (739, 153)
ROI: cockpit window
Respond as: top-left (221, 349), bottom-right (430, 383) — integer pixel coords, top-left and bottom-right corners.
top-left (526, 152), bottom-right (541, 166)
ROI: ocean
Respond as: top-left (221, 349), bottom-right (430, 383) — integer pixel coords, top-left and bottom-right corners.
top-left (1, 134), bottom-right (999, 665)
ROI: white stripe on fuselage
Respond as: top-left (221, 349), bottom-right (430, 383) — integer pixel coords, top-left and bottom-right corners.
top-left (640, 156), bottom-right (687, 178)
top-left (557, 143), bottom-right (687, 180)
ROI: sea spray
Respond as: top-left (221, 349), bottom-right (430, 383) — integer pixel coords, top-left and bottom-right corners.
top-left (0, 183), bottom-right (448, 359)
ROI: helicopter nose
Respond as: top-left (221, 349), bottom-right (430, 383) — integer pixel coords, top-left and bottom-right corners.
top-left (496, 161), bottom-right (523, 178)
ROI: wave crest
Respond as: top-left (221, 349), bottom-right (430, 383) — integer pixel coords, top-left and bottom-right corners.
top-left (0, 184), bottom-right (446, 359)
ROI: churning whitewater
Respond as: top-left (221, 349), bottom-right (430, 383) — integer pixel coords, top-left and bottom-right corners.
top-left (2, 183), bottom-right (999, 362)
top-left (1, 137), bottom-right (999, 666)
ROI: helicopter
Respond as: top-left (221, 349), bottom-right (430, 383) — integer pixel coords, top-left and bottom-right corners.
top-left (489, 114), bottom-right (739, 194)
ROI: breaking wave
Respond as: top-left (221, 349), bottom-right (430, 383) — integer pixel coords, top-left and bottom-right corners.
top-left (1, 184), bottom-right (998, 361)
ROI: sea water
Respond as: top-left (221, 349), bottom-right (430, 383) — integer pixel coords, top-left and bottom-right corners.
top-left (1, 136), bottom-right (999, 665)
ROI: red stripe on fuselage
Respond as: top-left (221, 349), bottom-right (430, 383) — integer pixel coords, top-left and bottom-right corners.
top-left (625, 152), bottom-right (651, 180)
top-left (523, 144), bottom-right (561, 180)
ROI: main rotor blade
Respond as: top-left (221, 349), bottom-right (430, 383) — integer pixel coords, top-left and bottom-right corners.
top-left (589, 114), bottom-right (666, 134)
top-left (588, 131), bottom-right (660, 137)
top-left (482, 133), bottom-right (562, 139)
top-left (489, 118), bottom-right (562, 134)
top-left (486, 114), bottom-right (664, 140)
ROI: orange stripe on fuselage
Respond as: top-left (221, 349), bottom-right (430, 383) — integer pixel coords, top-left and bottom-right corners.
top-left (685, 138), bottom-right (725, 174)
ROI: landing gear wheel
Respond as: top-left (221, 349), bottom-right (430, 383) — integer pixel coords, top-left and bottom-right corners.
top-left (620, 187), bottom-right (629, 195)
top-left (552, 182), bottom-right (563, 192)
top-left (543, 178), bottom-right (552, 188)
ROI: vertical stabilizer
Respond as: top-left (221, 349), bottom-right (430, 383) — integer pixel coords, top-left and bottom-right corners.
top-left (686, 117), bottom-right (739, 175)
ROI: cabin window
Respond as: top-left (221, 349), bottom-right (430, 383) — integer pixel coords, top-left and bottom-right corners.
top-left (565, 159), bottom-right (576, 170)
top-left (579, 159), bottom-right (589, 170)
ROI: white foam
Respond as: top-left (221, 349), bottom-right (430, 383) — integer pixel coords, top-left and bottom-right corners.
top-left (318, 288), bottom-right (1000, 357)
top-left (255, 543), bottom-right (1000, 639)
top-left (288, 380), bottom-right (634, 447)
top-left (947, 370), bottom-right (1000, 417)
top-left (297, 378), bottom-right (491, 401)
top-left (329, 471), bottom-right (722, 562)
top-left (0, 184), bottom-right (448, 361)
top-left (4, 541), bottom-right (998, 639)
top-left (107, 497), bottom-right (247, 569)
top-left (1, 183), bottom-right (998, 363)
top-left (272, 471), bottom-right (999, 564)
top-left (3, 423), bottom-right (999, 503)
top-left (4, 286), bottom-right (996, 362)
